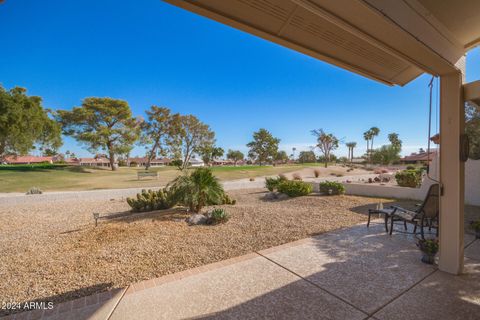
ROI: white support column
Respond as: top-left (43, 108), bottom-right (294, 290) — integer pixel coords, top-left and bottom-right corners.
top-left (438, 71), bottom-right (465, 275)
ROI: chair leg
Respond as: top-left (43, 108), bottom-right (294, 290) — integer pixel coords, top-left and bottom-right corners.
top-left (390, 217), bottom-right (394, 235)
top-left (367, 211), bottom-right (371, 228)
top-left (384, 215), bottom-right (389, 233)
top-left (404, 221), bottom-right (407, 230)
top-left (413, 223), bottom-right (417, 234)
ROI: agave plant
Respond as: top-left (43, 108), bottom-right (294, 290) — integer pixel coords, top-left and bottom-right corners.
top-left (168, 168), bottom-right (225, 213)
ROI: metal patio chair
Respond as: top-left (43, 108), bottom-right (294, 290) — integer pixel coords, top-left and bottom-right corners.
top-left (387, 183), bottom-right (440, 239)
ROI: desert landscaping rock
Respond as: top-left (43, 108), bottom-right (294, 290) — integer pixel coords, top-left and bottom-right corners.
top-left (186, 214), bottom-right (207, 225)
top-left (0, 188), bottom-right (408, 316)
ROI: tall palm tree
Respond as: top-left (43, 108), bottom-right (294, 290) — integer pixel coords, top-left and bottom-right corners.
top-left (346, 142), bottom-right (357, 163)
top-left (363, 130), bottom-right (371, 158)
top-left (292, 147), bottom-right (296, 160)
top-left (369, 127), bottom-right (380, 151)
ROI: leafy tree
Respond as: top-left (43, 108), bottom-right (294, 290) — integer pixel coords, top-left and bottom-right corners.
top-left (168, 114), bottom-right (215, 171)
top-left (298, 150), bottom-right (316, 163)
top-left (371, 133), bottom-right (402, 165)
top-left (226, 149), bottom-right (244, 166)
top-left (140, 106), bottom-right (175, 170)
top-left (275, 150), bottom-right (289, 164)
top-left (388, 132), bottom-right (402, 151)
top-left (42, 148), bottom-right (58, 156)
top-left (312, 129), bottom-right (339, 168)
top-left (246, 128), bottom-right (280, 165)
top-left (57, 97), bottom-right (140, 170)
top-left (466, 102), bottom-right (480, 160)
top-left (0, 86), bottom-right (62, 160)
top-left (199, 145), bottom-right (224, 166)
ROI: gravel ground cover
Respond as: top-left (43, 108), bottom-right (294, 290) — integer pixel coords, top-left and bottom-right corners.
top-left (1, 188), bottom-right (465, 316)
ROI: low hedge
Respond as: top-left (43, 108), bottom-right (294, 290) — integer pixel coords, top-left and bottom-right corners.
top-left (319, 181), bottom-right (345, 195)
top-left (277, 180), bottom-right (312, 197)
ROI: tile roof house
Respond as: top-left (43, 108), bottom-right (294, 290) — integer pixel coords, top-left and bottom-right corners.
top-left (3, 155), bottom-right (55, 164)
top-left (401, 150), bottom-right (438, 164)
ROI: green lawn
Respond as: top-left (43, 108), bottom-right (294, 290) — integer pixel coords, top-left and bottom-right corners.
top-left (0, 164), bottom-right (323, 193)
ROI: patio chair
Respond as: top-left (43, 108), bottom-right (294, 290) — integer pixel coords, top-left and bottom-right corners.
top-left (387, 183), bottom-right (440, 239)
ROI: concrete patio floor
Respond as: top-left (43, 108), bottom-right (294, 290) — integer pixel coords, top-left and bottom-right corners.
top-left (6, 221), bottom-right (480, 320)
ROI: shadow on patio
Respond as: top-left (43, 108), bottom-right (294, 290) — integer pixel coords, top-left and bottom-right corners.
top-left (107, 223), bottom-right (480, 320)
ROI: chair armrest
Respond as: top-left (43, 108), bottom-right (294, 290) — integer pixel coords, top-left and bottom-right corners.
top-left (390, 205), bottom-right (418, 220)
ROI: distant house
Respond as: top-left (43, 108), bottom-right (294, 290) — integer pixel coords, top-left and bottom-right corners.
top-left (128, 157), bottom-right (171, 167)
top-left (64, 158), bottom-right (81, 166)
top-left (401, 150), bottom-right (437, 164)
top-left (3, 155), bottom-right (55, 164)
top-left (189, 158), bottom-right (205, 167)
top-left (78, 157), bottom-right (112, 167)
top-left (211, 158), bottom-right (234, 166)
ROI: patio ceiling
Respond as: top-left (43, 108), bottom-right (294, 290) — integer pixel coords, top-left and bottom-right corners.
top-left (163, 0), bottom-right (480, 86)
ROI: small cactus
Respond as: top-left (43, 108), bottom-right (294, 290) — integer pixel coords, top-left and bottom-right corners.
top-left (126, 188), bottom-right (175, 212)
top-left (26, 187), bottom-right (43, 195)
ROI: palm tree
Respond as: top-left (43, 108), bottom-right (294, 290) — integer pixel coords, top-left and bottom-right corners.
top-left (168, 167), bottom-right (225, 213)
top-left (292, 147), bottom-right (297, 160)
top-left (363, 130), bottom-right (371, 158)
top-left (345, 142), bottom-right (357, 163)
top-left (369, 127), bottom-right (380, 151)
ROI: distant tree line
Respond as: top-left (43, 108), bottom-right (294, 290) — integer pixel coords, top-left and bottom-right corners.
top-left (8, 84), bottom-right (478, 170)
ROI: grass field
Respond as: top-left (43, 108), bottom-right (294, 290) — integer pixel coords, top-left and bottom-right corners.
top-left (0, 163), bottom-right (328, 193)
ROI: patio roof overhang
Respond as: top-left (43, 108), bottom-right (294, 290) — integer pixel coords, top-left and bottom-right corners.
top-left (163, 0), bottom-right (480, 275)
top-left (163, 0), bottom-right (480, 86)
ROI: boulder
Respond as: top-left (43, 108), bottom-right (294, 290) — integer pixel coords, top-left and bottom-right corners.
top-left (186, 214), bottom-right (207, 225)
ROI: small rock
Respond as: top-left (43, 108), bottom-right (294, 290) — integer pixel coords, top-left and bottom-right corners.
top-left (186, 214), bottom-right (207, 225)
top-left (263, 192), bottom-right (277, 200)
top-left (276, 193), bottom-right (290, 200)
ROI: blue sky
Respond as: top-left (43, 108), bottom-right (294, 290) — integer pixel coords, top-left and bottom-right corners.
top-left (1, 0), bottom-right (479, 158)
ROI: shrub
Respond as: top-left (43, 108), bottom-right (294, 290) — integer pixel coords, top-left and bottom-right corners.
top-left (169, 168), bottom-right (233, 213)
top-left (129, 161), bottom-right (138, 167)
top-left (170, 159), bottom-right (183, 168)
top-left (278, 173), bottom-right (287, 180)
top-left (206, 208), bottom-right (229, 225)
top-left (26, 187), bottom-right (43, 195)
top-left (277, 180), bottom-right (312, 197)
top-left (265, 175), bottom-right (288, 192)
top-left (313, 169), bottom-right (320, 178)
top-left (395, 169), bottom-right (422, 188)
top-left (406, 165), bottom-right (416, 170)
top-left (292, 173), bottom-right (302, 180)
top-left (319, 181), bottom-right (345, 195)
top-left (470, 220), bottom-right (480, 231)
top-left (126, 188), bottom-right (175, 212)
top-left (417, 238), bottom-right (439, 255)
top-left (221, 193), bottom-right (236, 205)
top-left (249, 177), bottom-right (255, 181)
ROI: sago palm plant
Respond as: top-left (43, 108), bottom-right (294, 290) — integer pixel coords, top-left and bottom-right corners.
top-left (168, 167), bottom-right (225, 213)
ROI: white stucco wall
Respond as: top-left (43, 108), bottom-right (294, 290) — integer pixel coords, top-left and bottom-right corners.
top-left (341, 156), bottom-right (480, 206)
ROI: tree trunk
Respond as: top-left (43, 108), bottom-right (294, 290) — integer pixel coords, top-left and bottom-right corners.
top-left (109, 151), bottom-right (116, 171)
